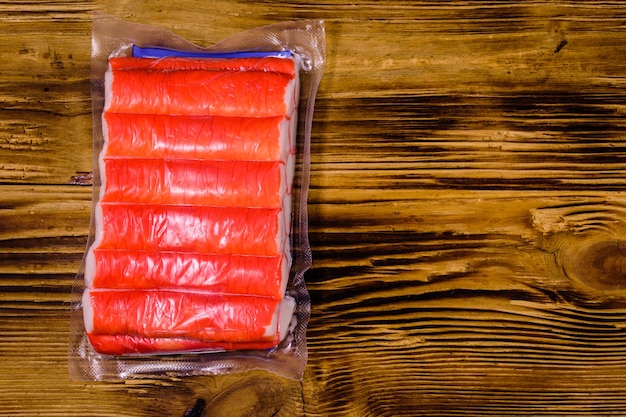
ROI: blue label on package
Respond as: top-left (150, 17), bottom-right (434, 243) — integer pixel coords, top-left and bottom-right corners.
top-left (132, 45), bottom-right (293, 59)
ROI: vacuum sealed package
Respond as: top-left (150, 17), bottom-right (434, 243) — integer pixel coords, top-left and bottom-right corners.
top-left (68, 12), bottom-right (325, 381)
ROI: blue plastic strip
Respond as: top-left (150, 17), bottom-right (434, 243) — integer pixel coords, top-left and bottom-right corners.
top-left (132, 45), bottom-right (292, 59)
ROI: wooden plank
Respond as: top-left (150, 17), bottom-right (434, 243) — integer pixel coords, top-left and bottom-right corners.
top-left (0, 2), bottom-right (93, 184)
top-left (306, 189), bottom-right (626, 416)
top-left (310, 92), bottom-right (626, 191)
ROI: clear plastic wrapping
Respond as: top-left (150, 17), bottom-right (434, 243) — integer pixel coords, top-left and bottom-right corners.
top-left (68, 12), bottom-right (325, 381)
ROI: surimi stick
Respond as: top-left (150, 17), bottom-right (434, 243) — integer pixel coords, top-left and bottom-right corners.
top-left (100, 158), bottom-right (294, 208)
top-left (102, 113), bottom-right (296, 162)
top-left (85, 249), bottom-right (290, 299)
top-left (86, 333), bottom-right (282, 356)
top-left (108, 56), bottom-right (297, 77)
top-left (94, 203), bottom-right (291, 256)
top-left (84, 290), bottom-right (295, 344)
top-left (104, 69), bottom-right (298, 117)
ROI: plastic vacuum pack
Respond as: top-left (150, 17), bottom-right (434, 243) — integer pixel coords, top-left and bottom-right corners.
top-left (68, 12), bottom-right (325, 381)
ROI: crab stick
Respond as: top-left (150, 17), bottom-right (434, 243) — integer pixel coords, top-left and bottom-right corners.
top-left (100, 158), bottom-right (294, 208)
top-left (109, 56), bottom-right (297, 77)
top-left (94, 203), bottom-right (290, 256)
top-left (84, 249), bottom-right (290, 298)
top-left (84, 290), bottom-right (296, 344)
top-left (102, 113), bottom-right (296, 162)
top-left (86, 333), bottom-right (282, 356)
top-left (104, 69), bottom-right (298, 117)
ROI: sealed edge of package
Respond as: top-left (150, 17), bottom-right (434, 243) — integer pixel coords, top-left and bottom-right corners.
top-left (68, 11), bottom-right (325, 381)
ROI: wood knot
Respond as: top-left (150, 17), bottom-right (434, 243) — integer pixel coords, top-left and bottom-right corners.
top-left (201, 375), bottom-right (286, 417)
top-left (563, 239), bottom-right (626, 291)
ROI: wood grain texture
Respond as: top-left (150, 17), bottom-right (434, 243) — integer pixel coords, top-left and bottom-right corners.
top-left (305, 190), bottom-right (626, 415)
top-left (3, 1), bottom-right (626, 416)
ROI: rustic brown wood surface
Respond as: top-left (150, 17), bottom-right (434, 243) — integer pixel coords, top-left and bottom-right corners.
top-left (3, 1), bottom-right (626, 415)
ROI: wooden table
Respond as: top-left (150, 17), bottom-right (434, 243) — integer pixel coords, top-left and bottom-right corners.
top-left (4, 1), bottom-right (626, 415)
